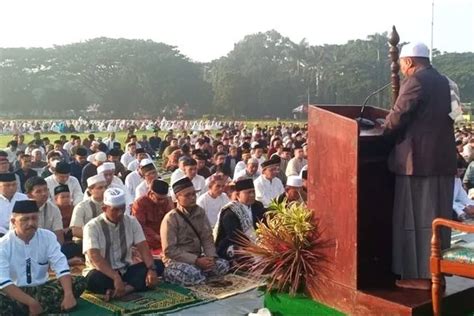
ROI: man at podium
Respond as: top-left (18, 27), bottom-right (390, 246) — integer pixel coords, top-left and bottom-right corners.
top-left (383, 42), bottom-right (457, 290)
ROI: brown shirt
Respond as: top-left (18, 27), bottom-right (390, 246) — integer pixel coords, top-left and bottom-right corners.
top-left (160, 205), bottom-right (217, 265)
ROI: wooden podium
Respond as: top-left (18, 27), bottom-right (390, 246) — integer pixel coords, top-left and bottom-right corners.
top-left (308, 104), bottom-right (474, 316)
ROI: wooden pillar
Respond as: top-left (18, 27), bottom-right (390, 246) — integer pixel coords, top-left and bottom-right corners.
top-left (388, 26), bottom-right (400, 105)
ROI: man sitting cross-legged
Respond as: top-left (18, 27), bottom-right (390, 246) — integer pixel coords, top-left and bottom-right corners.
top-left (161, 177), bottom-right (229, 286)
top-left (83, 188), bottom-right (164, 300)
top-left (0, 200), bottom-right (85, 315)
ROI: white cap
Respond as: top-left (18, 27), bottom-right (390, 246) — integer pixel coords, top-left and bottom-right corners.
top-left (51, 159), bottom-right (61, 168)
top-left (97, 162), bottom-right (115, 174)
top-left (87, 174), bottom-right (106, 188)
top-left (140, 158), bottom-right (154, 167)
top-left (103, 188), bottom-right (126, 207)
top-left (399, 42), bottom-right (430, 59)
top-left (286, 175), bottom-right (303, 188)
top-left (87, 151), bottom-right (107, 163)
top-left (251, 141), bottom-right (260, 149)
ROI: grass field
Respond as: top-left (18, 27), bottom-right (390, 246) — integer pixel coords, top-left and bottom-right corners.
top-left (0, 119), bottom-right (307, 148)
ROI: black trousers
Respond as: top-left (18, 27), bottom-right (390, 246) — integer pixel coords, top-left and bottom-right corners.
top-left (85, 260), bottom-right (165, 294)
top-left (61, 242), bottom-right (82, 259)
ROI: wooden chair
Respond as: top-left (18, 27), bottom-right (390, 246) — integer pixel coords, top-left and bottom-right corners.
top-left (431, 218), bottom-right (474, 316)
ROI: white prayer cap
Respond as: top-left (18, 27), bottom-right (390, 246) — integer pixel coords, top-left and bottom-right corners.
top-left (286, 175), bottom-right (303, 188)
top-left (140, 158), bottom-right (154, 167)
top-left (251, 141), bottom-right (260, 149)
top-left (31, 148), bottom-right (41, 155)
top-left (87, 174), bottom-right (106, 188)
top-left (247, 158), bottom-right (259, 165)
top-left (97, 162), bottom-right (115, 174)
top-left (469, 189), bottom-right (474, 200)
top-left (399, 42), bottom-right (430, 59)
top-left (87, 151), bottom-right (107, 163)
top-left (103, 188), bottom-right (126, 207)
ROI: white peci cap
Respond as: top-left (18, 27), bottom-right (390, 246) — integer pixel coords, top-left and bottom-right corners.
top-left (87, 151), bottom-right (107, 163)
top-left (97, 162), bottom-right (115, 174)
top-left (286, 175), bottom-right (303, 188)
top-left (87, 174), bottom-right (106, 188)
top-left (140, 158), bottom-right (154, 167)
top-left (399, 42), bottom-right (430, 59)
top-left (103, 188), bottom-right (126, 207)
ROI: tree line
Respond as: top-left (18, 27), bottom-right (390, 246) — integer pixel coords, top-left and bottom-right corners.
top-left (0, 30), bottom-right (472, 118)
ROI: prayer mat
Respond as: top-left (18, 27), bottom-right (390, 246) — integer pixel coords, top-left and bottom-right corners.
top-left (80, 282), bottom-right (208, 315)
top-left (186, 273), bottom-right (265, 300)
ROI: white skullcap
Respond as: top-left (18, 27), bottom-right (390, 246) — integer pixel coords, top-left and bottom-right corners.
top-left (251, 141), bottom-right (260, 149)
top-left (87, 174), bottom-right (106, 188)
top-left (286, 175), bottom-right (303, 188)
top-left (87, 151), bottom-right (107, 163)
top-left (140, 158), bottom-right (154, 167)
top-left (399, 42), bottom-right (430, 59)
top-left (97, 162), bottom-right (115, 174)
top-left (31, 148), bottom-right (41, 155)
top-left (247, 158), bottom-right (259, 165)
top-left (103, 188), bottom-right (126, 207)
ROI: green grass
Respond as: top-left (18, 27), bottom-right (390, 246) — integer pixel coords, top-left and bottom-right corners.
top-left (0, 119), bottom-right (307, 148)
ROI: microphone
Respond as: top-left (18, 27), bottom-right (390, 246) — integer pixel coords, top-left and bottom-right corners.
top-left (355, 82), bottom-right (392, 129)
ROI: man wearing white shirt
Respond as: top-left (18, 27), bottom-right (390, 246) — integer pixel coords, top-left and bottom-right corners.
top-left (233, 149), bottom-right (252, 180)
top-left (0, 173), bottom-right (28, 236)
top-left (0, 200), bottom-right (85, 314)
top-left (45, 162), bottom-right (84, 207)
top-left (170, 156), bottom-right (188, 185)
top-left (135, 162), bottom-right (160, 200)
top-left (120, 142), bottom-right (137, 169)
top-left (453, 175), bottom-right (474, 221)
top-left (233, 158), bottom-right (260, 181)
top-left (254, 156), bottom-right (285, 208)
top-left (127, 148), bottom-right (150, 172)
top-left (197, 176), bottom-right (230, 228)
top-left (286, 145), bottom-right (307, 177)
top-left (182, 159), bottom-right (207, 198)
top-left (103, 132), bottom-right (117, 150)
top-left (125, 159), bottom-right (154, 201)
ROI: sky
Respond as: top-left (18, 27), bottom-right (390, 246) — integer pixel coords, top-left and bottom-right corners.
top-left (0, 0), bottom-right (472, 62)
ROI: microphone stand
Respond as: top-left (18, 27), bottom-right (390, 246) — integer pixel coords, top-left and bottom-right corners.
top-left (355, 82), bottom-right (392, 129)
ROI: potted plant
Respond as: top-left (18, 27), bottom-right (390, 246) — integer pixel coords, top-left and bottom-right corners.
top-left (235, 199), bottom-right (333, 297)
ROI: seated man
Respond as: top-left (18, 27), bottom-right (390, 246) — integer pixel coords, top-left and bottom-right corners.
top-left (70, 174), bottom-right (107, 240)
top-left (132, 179), bottom-right (173, 255)
top-left (276, 175), bottom-right (306, 204)
top-left (254, 156), bottom-right (285, 208)
top-left (0, 173), bottom-right (27, 237)
top-left (214, 178), bottom-right (265, 263)
top-left (233, 158), bottom-right (260, 181)
top-left (454, 172), bottom-right (474, 221)
top-left (161, 177), bottom-right (229, 286)
top-left (83, 188), bottom-right (164, 300)
top-left (45, 161), bottom-right (83, 207)
top-left (0, 200), bottom-right (85, 315)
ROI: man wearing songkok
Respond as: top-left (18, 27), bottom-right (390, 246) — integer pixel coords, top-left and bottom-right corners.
top-left (83, 188), bottom-right (164, 300)
top-left (0, 173), bottom-right (27, 237)
top-left (69, 147), bottom-right (88, 184)
top-left (214, 178), bottom-right (265, 263)
top-left (135, 161), bottom-right (160, 200)
top-left (81, 151), bottom-right (106, 190)
top-left (125, 158), bottom-right (152, 201)
top-left (127, 147), bottom-right (150, 172)
top-left (285, 145), bottom-right (307, 177)
top-left (254, 156), bottom-right (285, 208)
top-left (161, 177), bottom-right (229, 285)
top-left (0, 153), bottom-right (21, 192)
top-left (70, 174), bottom-right (106, 240)
top-left (132, 179), bottom-right (173, 255)
top-left (0, 200), bottom-right (85, 314)
top-left (233, 157), bottom-right (260, 181)
top-left (197, 175), bottom-right (230, 228)
top-left (45, 161), bottom-right (83, 207)
top-left (277, 175), bottom-right (306, 203)
top-left (54, 184), bottom-right (74, 229)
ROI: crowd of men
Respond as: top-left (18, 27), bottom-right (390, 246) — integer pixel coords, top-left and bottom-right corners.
top-left (0, 122), bottom-right (308, 314)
